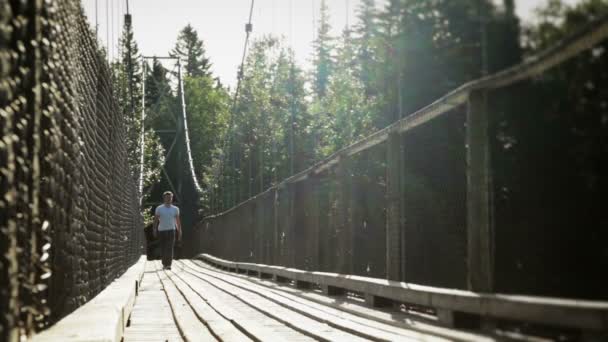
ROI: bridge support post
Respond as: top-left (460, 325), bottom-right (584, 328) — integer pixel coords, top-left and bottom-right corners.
top-left (386, 131), bottom-right (403, 281)
top-left (306, 176), bottom-right (320, 271)
top-left (336, 155), bottom-right (354, 275)
top-left (466, 90), bottom-right (494, 292)
top-left (286, 183), bottom-right (297, 268)
top-left (272, 188), bottom-right (280, 265)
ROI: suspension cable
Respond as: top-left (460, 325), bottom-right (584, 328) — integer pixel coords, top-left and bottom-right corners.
top-left (106, 0), bottom-right (109, 62)
top-left (217, 0), bottom-right (255, 212)
top-left (95, 0), bottom-right (98, 37)
top-left (139, 58), bottom-right (181, 202)
top-left (177, 58), bottom-right (203, 193)
top-left (138, 56), bottom-right (146, 202)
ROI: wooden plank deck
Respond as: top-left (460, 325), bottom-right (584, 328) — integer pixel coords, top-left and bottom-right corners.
top-left (121, 260), bottom-right (492, 341)
top-left (123, 262), bottom-right (184, 342)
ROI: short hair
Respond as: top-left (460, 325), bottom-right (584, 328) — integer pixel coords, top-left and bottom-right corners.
top-left (163, 191), bottom-right (173, 197)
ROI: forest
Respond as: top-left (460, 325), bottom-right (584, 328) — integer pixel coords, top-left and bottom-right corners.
top-left (109, 0), bottom-right (608, 232)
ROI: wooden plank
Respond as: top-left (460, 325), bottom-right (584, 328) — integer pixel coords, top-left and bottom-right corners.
top-left (32, 256), bottom-right (147, 342)
top-left (466, 90), bottom-right (494, 292)
top-left (197, 254), bottom-right (608, 332)
top-left (206, 265), bottom-right (491, 342)
top-left (171, 264), bottom-right (314, 341)
top-left (174, 261), bottom-right (366, 341)
top-left (183, 260), bottom-right (464, 342)
top-left (123, 261), bottom-right (183, 342)
top-left (164, 270), bottom-right (252, 341)
top-left (157, 267), bottom-right (217, 341)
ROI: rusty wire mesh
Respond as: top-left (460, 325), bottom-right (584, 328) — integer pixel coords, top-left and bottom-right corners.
top-left (0, 0), bottom-right (144, 340)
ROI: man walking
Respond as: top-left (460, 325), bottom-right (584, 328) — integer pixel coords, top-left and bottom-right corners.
top-left (154, 191), bottom-right (182, 270)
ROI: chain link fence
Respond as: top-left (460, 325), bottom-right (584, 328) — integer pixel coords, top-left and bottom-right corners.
top-left (0, 1), bottom-right (143, 340)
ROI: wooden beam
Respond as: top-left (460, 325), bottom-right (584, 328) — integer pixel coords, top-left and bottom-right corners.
top-left (466, 91), bottom-right (494, 292)
top-left (386, 132), bottom-right (402, 281)
top-left (306, 176), bottom-right (320, 271)
top-left (198, 254), bottom-right (608, 333)
top-left (336, 155), bottom-right (354, 274)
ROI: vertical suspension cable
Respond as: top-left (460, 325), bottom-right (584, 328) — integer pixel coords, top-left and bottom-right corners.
top-left (217, 0), bottom-right (255, 213)
top-left (95, 0), bottom-right (98, 37)
top-left (289, 0), bottom-right (294, 47)
top-left (106, 0), bottom-right (109, 62)
top-left (111, 0), bottom-right (115, 61)
top-left (139, 57), bottom-right (146, 202)
top-left (345, 0), bottom-right (349, 30)
top-left (479, 0), bottom-right (488, 76)
top-left (178, 59), bottom-right (203, 193)
top-left (312, 0), bottom-right (316, 42)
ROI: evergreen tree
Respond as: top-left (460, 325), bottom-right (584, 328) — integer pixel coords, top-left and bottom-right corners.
top-left (112, 19), bottom-right (164, 219)
top-left (145, 58), bottom-right (175, 133)
top-left (115, 17), bottom-right (143, 180)
top-left (312, 0), bottom-right (334, 98)
top-left (325, 30), bottom-right (374, 151)
top-left (171, 24), bottom-right (212, 77)
top-left (354, 0), bottom-right (378, 98)
top-left (184, 75), bottom-right (230, 212)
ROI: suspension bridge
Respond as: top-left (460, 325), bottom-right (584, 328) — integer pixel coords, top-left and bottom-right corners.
top-left (1, 1), bottom-right (608, 341)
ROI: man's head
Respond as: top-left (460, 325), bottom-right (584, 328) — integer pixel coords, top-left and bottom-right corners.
top-left (163, 191), bottom-right (173, 205)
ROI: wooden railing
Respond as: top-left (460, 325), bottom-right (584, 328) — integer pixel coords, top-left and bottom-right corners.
top-left (198, 14), bottom-right (608, 296)
top-left (199, 254), bottom-right (608, 339)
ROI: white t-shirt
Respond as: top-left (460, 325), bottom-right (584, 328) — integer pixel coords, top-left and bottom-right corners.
top-left (155, 205), bottom-right (179, 231)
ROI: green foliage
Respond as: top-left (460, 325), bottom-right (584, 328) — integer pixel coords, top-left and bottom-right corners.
top-left (184, 75), bottom-right (230, 211)
top-left (113, 17), bottom-right (164, 202)
top-left (171, 24), bottom-right (212, 77)
top-left (312, 0), bottom-right (334, 98)
top-left (203, 0), bottom-right (528, 213)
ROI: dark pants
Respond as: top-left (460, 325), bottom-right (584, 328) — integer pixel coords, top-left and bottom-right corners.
top-left (159, 230), bottom-right (175, 267)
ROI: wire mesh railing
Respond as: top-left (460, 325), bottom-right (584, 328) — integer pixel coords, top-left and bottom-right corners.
top-left (0, 1), bottom-right (144, 340)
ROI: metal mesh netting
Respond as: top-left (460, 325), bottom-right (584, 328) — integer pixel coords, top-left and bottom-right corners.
top-left (0, 1), bottom-right (144, 340)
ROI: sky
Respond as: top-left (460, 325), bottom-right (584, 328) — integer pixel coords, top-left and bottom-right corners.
top-left (83, 0), bottom-right (581, 88)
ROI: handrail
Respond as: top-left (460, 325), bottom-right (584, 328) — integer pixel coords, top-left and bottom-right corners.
top-left (198, 254), bottom-right (608, 332)
top-left (31, 256), bottom-right (147, 342)
top-left (206, 13), bottom-right (608, 220)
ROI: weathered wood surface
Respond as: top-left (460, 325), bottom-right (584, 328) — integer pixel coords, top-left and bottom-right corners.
top-left (34, 256), bottom-right (607, 341)
top-left (120, 259), bottom-right (497, 341)
top-left (123, 261), bottom-right (184, 342)
top-left (31, 256), bottom-right (146, 342)
top-left (199, 254), bottom-right (608, 334)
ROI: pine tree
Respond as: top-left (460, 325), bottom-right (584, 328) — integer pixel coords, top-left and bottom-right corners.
top-left (354, 0), bottom-right (378, 98)
top-left (312, 0), bottom-right (334, 98)
top-left (171, 24), bottom-right (212, 77)
top-left (113, 18), bottom-right (164, 217)
top-left (325, 29), bottom-right (373, 151)
top-left (116, 16), bottom-right (143, 180)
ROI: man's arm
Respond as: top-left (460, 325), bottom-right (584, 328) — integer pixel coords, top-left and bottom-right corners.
top-left (175, 214), bottom-right (182, 241)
